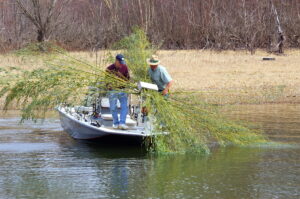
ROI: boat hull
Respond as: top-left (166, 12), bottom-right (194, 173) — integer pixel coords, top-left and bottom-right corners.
top-left (57, 108), bottom-right (148, 143)
top-left (59, 111), bottom-right (107, 139)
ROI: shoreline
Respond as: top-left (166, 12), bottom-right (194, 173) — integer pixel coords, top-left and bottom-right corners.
top-left (1, 98), bottom-right (300, 111)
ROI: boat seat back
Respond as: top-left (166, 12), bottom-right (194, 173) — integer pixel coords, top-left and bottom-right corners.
top-left (101, 97), bottom-right (121, 108)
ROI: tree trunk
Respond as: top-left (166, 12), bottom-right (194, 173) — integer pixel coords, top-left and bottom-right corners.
top-left (37, 29), bottom-right (45, 42)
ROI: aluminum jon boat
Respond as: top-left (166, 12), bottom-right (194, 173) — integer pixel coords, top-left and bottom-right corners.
top-left (57, 82), bottom-right (161, 142)
top-left (57, 104), bottom-right (153, 141)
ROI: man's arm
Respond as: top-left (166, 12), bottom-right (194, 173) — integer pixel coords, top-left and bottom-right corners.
top-left (160, 67), bottom-right (173, 95)
top-left (124, 66), bottom-right (130, 80)
top-left (162, 80), bottom-right (173, 95)
top-left (105, 65), bottom-right (114, 90)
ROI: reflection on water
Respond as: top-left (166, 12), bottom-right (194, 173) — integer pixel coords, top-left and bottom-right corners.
top-left (0, 143), bottom-right (59, 152)
top-left (0, 106), bottom-right (299, 199)
top-left (222, 104), bottom-right (300, 143)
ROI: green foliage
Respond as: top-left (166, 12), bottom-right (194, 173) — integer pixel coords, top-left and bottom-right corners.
top-left (115, 28), bottom-right (267, 153)
top-left (14, 42), bottom-right (66, 57)
top-left (0, 65), bottom-right (22, 86)
top-left (144, 91), bottom-right (209, 154)
top-left (1, 49), bottom-right (137, 120)
top-left (143, 92), bottom-right (266, 154)
top-left (1, 27), bottom-right (267, 154)
top-left (0, 68), bottom-right (7, 73)
top-left (114, 27), bottom-right (155, 81)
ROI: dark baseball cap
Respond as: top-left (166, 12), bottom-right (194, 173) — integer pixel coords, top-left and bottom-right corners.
top-left (116, 54), bottom-right (126, 64)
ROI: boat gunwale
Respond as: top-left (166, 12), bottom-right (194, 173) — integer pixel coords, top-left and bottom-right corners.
top-left (57, 107), bottom-right (152, 137)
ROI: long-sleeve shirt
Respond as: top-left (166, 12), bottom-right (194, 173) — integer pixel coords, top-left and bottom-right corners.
top-left (106, 64), bottom-right (130, 80)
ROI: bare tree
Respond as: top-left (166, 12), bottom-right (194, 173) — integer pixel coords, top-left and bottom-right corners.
top-left (270, 0), bottom-right (285, 54)
top-left (0, 0), bottom-right (299, 51)
top-left (15, 0), bottom-right (70, 43)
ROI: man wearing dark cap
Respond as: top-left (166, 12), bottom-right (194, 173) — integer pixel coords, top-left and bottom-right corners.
top-left (106, 54), bottom-right (130, 130)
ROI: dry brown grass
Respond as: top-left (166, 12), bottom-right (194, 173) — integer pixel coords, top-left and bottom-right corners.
top-left (158, 49), bottom-right (300, 104)
top-left (1, 49), bottom-right (300, 105)
top-left (0, 54), bottom-right (44, 71)
top-left (158, 50), bottom-right (300, 90)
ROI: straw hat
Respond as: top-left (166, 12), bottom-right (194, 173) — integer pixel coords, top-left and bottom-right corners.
top-left (147, 55), bottom-right (160, 65)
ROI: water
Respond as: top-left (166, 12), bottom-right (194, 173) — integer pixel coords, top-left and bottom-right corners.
top-left (0, 105), bottom-right (299, 199)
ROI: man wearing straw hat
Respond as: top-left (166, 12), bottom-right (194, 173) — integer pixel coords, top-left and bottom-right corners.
top-left (106, 54), bottom-right (130, 130)
top-left (147, 55), bottom-right (173, 96)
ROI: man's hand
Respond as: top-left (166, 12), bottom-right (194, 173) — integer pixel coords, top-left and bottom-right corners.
top-left (106, 83), bottom-right (113, 90)
top-left (162, 80), bottom-right (173, 96)
top-left (162, 88), bottom-right (168, 96)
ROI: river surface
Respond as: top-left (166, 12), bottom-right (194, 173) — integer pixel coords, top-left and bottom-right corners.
top-left (0, 104), bottom-right (299, 199)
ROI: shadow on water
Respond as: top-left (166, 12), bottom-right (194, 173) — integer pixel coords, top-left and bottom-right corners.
top-left (67, 137), bottom-right (147, 159)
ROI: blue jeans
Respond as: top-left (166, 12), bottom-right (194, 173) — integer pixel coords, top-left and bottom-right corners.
top-left (108, 92), bottom-right (128, 125)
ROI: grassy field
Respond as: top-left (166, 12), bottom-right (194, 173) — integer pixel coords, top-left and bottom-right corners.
top-left (1, 49), bottom-right (300, 107)
top-left (72, 49), bottom-right (300, 104)
top-left (159, 49), bottom-right (300, 104)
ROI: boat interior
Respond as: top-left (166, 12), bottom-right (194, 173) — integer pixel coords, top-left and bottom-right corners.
top-left (61, 95), bottom-right (150, 132)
